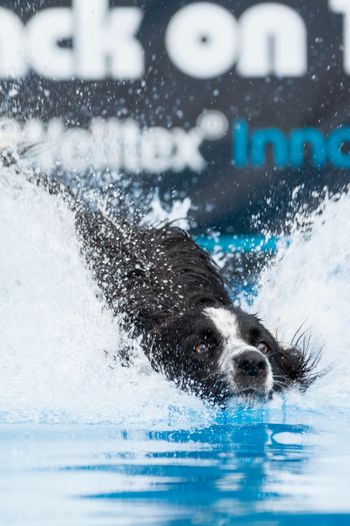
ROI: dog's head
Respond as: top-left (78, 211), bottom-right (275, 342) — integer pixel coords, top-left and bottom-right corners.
top-left (147, 305), bottom-right (319, 402)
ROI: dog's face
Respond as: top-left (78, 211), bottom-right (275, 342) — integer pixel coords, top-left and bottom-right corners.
top-left (147, 306), bottom-right (316, 402)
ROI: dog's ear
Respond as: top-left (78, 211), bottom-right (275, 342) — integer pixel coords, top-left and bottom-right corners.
top-left (278, 344), bottom-right (321, 390)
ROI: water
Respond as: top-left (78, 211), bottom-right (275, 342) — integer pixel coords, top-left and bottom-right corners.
top-left (1, 419), bottom-right (350, 526)
top-left (0, 165), bottom-right (350, 525)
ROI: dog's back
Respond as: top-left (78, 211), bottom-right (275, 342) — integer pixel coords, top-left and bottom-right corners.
top-left (76, 209), bottom-right (231, 334)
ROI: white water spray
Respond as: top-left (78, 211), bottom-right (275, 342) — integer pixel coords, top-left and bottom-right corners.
top-left (0, 159), bottom-right (349, 424)
top-left (251, 192), bottom-right (350, 410)
top-left (0, 166), bottom-right (205, 425)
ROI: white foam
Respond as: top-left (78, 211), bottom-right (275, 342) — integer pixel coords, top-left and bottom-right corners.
top-left (250, 191), bottom-right (350, 410)
top-left (0, 166), bottom-right (206, 426)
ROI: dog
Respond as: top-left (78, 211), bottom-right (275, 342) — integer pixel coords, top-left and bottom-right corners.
top-left (2, 148), bottom-right (319, 403)
top-left (76, 208), bottom-right (319, 402)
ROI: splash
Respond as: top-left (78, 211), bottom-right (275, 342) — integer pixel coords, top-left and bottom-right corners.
top-left (0, 159), bottom-right (349, 425)
top-left (0, 165), bottom-right (206, 425)
top-left (140, 191), bottom-right (192, 230)
top-left (250, 191), bottom-right (350, 410)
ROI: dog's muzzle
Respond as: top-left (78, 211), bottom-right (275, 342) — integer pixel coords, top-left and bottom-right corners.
top-left (228, 348), bottom-right (273, 396)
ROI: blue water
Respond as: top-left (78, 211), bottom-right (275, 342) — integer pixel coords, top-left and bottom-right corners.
top-left (1, 412), bottom-right (350, 525)
top-left (1, 171), bottom-right (350, 525)
top-left (195, 234), bottom-right (286, 253)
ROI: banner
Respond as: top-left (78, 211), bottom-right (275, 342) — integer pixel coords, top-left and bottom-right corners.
top-left (0, 0), bottom-right (349, 232)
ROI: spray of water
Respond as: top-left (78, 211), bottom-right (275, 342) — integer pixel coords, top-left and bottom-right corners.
top-left (250, 192), bottom-right (350, 410)
top-left (0, 159), bottom-right (349, 425)
top-left (0, 165), bottom-right (206, 425)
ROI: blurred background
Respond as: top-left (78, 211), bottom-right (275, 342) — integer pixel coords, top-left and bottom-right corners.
top-left (0, 0), bottom-right (349, 234)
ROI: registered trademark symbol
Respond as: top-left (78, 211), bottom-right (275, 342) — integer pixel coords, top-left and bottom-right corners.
top-left (196, 110), bottom-right (229, 140)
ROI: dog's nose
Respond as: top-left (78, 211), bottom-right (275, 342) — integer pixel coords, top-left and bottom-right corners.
top-left (234, 350), bottom-right (267, 377)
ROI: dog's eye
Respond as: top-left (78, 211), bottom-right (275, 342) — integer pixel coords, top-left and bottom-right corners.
top-left (194, 343), bottom-right (209, 354)
top-left (257, 342), bottom-right (269, 354)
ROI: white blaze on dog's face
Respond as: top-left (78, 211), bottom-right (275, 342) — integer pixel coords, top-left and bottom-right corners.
top-left (204, 307), bottom-right (273, 396)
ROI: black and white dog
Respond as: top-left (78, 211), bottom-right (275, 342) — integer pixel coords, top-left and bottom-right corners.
top-left (2, 149), bottom-right (318, 403)
top-left (77, 209), bottom-right (318, 403)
